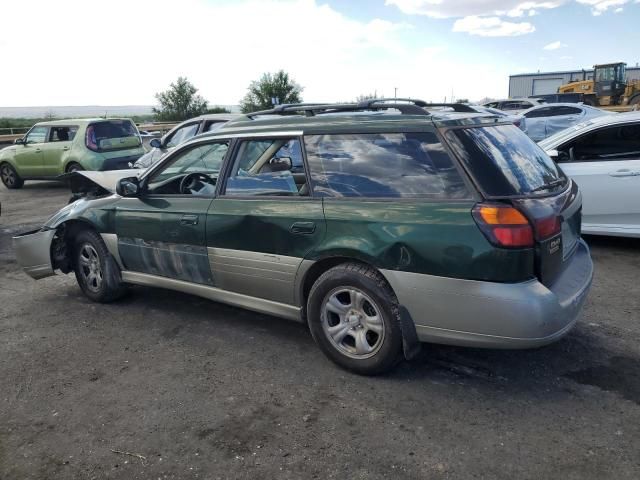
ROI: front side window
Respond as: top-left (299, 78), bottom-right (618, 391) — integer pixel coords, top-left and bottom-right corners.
top-left (147, 141), bottom-right (229, 194)
top-left (304, 132), bottom-right (469, 199)
top-left (166, 123), bottom-right (200, 148)
top-left (559, 123), bottom-right (640, 162)
top-left (25, 126), bottom-right (48, 144)
top-left (224, 138), bottom-right (308, 197)
top-left (49, 126), bottom-right (78, 142)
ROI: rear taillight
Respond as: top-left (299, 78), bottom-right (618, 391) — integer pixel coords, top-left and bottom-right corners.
top-left (85, 125), bottom-right (98, 151)
top-left (472, 204), bottom-right (534, 248)
top-left (534, 215), bottom-right (561, 240)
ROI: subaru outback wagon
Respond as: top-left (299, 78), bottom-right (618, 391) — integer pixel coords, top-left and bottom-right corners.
top-left (13, 100), bottom-right (593, 374)
top-left (0, 118), bottom-right (145, 189)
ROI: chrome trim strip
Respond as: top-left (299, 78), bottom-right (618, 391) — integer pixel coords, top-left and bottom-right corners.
top-left (100, 233), bottom-right (124, 269)
top-left (121, 271), bottom-right (302, 322)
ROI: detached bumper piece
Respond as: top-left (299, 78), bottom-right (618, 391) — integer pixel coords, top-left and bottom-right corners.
top-left (12, 228), bottom-right (56, 279)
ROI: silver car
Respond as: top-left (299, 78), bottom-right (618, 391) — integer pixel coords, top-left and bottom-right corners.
top-left (134, 113), bottom-right (242, 169)
top-left (540, 111), bottom-right (640, 237)
top-left (519, 103), bottom-right (611, 142)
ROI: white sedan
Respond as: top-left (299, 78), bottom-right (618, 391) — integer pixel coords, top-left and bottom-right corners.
top-left (540, 112), bottom-right (640, 238)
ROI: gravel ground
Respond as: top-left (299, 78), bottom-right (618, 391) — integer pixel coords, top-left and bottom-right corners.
top-left (1, 182), bottom-right (639, 480)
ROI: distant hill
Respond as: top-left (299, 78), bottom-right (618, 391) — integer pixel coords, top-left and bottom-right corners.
top-left (0, 104), bottom-right (240, 119)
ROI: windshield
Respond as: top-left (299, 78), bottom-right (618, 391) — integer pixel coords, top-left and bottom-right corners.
top-left (446, 125), bottom-right (566, 197)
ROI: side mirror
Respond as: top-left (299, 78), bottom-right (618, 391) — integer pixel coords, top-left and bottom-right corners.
top-left (14, 138), bottom-right (25, 145)
top-left (116, 177), bottom-right (141, 197)
top-left (545, 149), bottom-right (559, 159)
top-left (149, 138), bottom-right (162, 149)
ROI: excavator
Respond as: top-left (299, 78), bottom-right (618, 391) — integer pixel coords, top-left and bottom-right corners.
top-left (557, 62), bottom-right (640, 108)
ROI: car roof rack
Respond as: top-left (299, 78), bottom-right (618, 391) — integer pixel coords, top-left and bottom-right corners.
top-left (244, 99), bottom-right (480, 119)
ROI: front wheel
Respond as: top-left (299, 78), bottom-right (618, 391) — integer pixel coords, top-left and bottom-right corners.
top-left (307, 263), bottom-right (403, 375)
top-left (0, 163), bottom-right (24, 189)
top-left (73, 229), bottom-right (127, 303)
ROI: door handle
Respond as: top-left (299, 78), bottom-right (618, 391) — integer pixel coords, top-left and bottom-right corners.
top-left (290, 221), bottom-right (316, 234)
top-left (63, 146), bottom-right (70, 151)
top-left (180, 214), bottom-right (199, 225)
top-left (609, 169), bottom-right (640, 177)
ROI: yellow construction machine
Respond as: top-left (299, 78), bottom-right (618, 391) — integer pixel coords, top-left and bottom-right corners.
top-left (557, 62), bottom-right (640, 108)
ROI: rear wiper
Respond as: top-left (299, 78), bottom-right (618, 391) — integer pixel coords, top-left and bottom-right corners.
top-left (530, 178), bottom-right (566, 193)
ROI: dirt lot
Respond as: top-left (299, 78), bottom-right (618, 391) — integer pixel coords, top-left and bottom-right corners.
top-left (1, 182), bottom-right (639, 480)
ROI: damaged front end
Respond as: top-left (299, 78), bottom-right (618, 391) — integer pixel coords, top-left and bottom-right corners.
top-left (12, 228), bottom-right (58, 279)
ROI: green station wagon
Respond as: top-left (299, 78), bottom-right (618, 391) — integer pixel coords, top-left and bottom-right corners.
top-left (13, 100), bottom-right (593, 374)
top-left (0, 118), bottom-right (145, 189)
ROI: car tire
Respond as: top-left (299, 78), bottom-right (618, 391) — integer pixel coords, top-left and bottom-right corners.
top-left (73, 229), bottom-right (127, 303)
top-left (307, 262), bottom-right (403, 375)
top-left (0, 163), bottom-right (24, 189)
top-left (66, 162), bottom-right (83, 173)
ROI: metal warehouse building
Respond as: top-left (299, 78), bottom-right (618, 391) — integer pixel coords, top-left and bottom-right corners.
top-left (509, 66), bottom-right (640, 98)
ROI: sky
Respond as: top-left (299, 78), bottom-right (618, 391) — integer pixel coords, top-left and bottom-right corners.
top-left (0, 0), bottom-right (638, 107)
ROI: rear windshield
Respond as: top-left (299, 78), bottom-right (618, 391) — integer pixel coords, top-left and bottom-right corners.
top-left (86, 120), bottom-right (139, 151)
top-left (445, 125), bottom-right (566, 197)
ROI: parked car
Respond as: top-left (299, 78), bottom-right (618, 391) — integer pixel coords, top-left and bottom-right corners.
top-left (470, 105), bottom-right (522, 126)
top-left (539, 111), bottom-right (640, 238)
top-left (13, 99), bottom-right (593, 374)
top-left (0, 119), bottom-right (145, 189)
top-left (518, 103), bottom-right (612, 142)
top-left (482, 98), bottom-right (546, 114)
top-left (133, 113), bottom-right (242, 169)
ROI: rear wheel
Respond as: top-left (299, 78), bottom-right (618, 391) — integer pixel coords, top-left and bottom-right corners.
top-left (307, 263), bottom-right (403, 375)
top-left (66, 162), bottom-right (83, 173)
top-left (0, 163), bottom-right (24, 189)
top-left (73, 229), bottom-right (127, 303)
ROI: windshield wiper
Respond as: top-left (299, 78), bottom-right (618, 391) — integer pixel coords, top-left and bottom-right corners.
top-left (530, 178), bottom-right (566, 193)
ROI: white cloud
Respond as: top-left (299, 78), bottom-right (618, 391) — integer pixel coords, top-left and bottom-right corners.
top-left (543, 41), bottom-right (568, 50)
top-left (385, 0), bottom-right (565, 18)
top-left (453, 16), bottom-right (536, 36)
top-left (575, 0), bottom-right (633, 15)
top-left (0, 0), bottom-right (509, 106)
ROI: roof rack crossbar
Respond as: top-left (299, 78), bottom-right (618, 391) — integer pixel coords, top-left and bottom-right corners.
top-left (420, 103), bottom-right (478, 113)
top-left (246, 99), bottom-right (432, 118)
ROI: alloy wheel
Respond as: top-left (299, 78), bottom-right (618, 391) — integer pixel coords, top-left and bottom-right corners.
top-left (1, 165), bottom-right (16, 187)
top-left (321, 287), bottom-right (385, 359)
top-left (78, 243), bottom-right (103, 293)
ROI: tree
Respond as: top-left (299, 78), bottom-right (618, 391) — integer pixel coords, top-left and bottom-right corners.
top-left (207, 106), bottom-right (231, 114)
top-left (153, 77), bottom-right (208, 121)
top-left (240, 70), bottom-right (303, 113)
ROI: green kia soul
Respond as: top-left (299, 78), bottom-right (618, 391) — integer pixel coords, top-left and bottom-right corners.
top-left (13, 100), bottom-right (593, 374)
top-left (0, 118), bottom-right (145, 189)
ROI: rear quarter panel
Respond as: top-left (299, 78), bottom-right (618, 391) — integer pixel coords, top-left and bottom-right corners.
top-left (318, 200), bottom-right (535, 282)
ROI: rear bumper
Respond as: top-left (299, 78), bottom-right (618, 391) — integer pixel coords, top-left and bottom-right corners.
top-left (381, 239), bottom-right (593, 349)
top-left (100, 155), bottom-right (143, 171)
top-left (12, 228), bottom-right (56, 279)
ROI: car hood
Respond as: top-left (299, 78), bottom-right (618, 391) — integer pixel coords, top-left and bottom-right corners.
top-left (61, 169), bottom-right (142, 195)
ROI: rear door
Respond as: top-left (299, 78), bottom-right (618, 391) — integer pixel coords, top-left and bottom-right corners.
top-left (556, 122), bottom-right (640, 235)
top-left (14, 126), bottom-right (47, 176)
top-left (543, 106), bottom-right (583, 138)
top-left (41, 125), bottom-right (78, 175)
top-left (206, 134), bottom-right (325, 306)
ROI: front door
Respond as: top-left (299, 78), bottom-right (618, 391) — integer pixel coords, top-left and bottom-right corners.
top-left (207, 136), bottom-right (325, 306)
top-left (115, 139), bottom-right (231, 284)
top-left (557, 122), bottom-right (640, 234)
top-left (14, 126), bottom-right (48, 176)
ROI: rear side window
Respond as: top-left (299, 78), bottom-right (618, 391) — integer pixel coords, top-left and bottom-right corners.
top-left (304, 132), bottom-right (470, 199)
top-left (446, 125), bottom-right (566, 197)
top-left (49, 126), bottom-right (78, 142)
